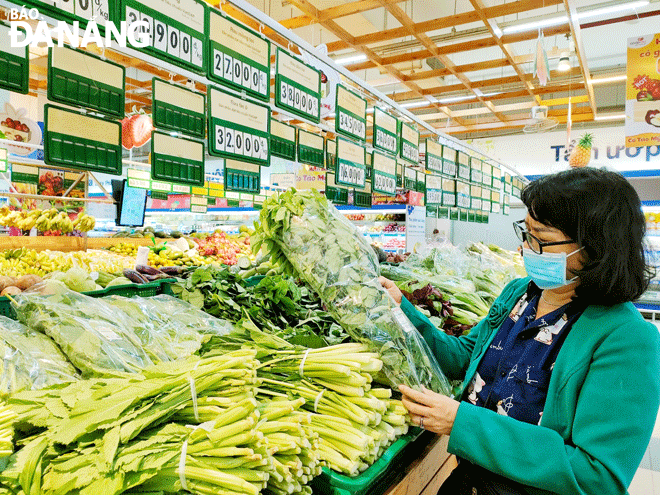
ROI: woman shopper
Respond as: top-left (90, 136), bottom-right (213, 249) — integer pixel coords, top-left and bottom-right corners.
top-left (380, 167), bottom-right (660, 495)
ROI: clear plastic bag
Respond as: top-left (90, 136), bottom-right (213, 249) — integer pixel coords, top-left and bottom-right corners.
top-left (0, 315), bottom-right (78, 395)
top-left (13, 287), bottom-right (154, 377)
top-left (262, 192), bottom-right (452, 395)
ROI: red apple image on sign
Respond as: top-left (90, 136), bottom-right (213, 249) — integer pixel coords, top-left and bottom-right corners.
top-left (0, 103), bottom-right (42, 156)
top-left (645, 109), bottom-right (660, 128)
top-left (121, 110), bottom-right (153, 150)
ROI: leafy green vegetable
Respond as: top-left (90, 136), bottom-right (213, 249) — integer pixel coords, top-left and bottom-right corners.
top-left (251, 189), bottom-right (452, 395)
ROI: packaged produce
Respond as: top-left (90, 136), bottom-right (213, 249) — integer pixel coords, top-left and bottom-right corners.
top-left (0, 315), bottom-right (78, 395)
top-left (251, 189), bottom-right (452, 395)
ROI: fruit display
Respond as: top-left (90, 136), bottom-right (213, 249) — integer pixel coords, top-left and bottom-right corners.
top-left (569, 132), bottom-right (593, 168)
top-left (0, 208), bottom-right (95, 234)
top-left (383, 222), bottom-right (405, 232)
top-left (193, 229), bottom-right (254, 265)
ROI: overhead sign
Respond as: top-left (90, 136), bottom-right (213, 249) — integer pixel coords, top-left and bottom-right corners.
top-left (481, 187), bottom-right (491, 212)
top-left (441, 145), bottom-right (457, 177)
top-left (207, 11), bottom-right (270, 101)
top-left (152, 78), bottom-right (206, 139)
top-left (275, 48), bottom-right (321, 123)
top-left (425, 139), bottom-right (443, 174)
top-left (224, 158), bottom-right (261, 193)
top-left (208, 87), bottom-right (270, 166)
top-left (122, 0), bottom-right (207, 73)
top-left (151, 131), bottom-right (205, 186)
top-left (270, 119), bottom-right (296, 161)
top-left (470, 184), bottom-right (482, 210)
top-left (44, 104), bottom-right (122, 175)
top-left (491, 190), bottom-right (501, 213)
top-left (404, 166), bottom-right (417, 190)
top-left (372, 150), bottom-right (397, 196)
top-left (481, 162), bottom-right (492, 187)
top-left (325, 171), bottom-right (348, 205)
top-left (373, 107), bottom-right (398, 155)
top-left (626, 33), bottom-right (660, 148)
top-left (399, 121), bottom-right (419, 164)
top-left (442, 178), bottom-right (456, 207)
top-left (335, 84), bottom-right (367, 142)
top-left (354, 178), bottom-right (372, 208)
top-left (457, 151), bottom-right (471, 181)
top-left (456, 180), bottom-right (470, 208)
top-left (326, 138), bottom-right (336, 170)
top-left (470, 158), bottom-right (483, 184)
top-left (298, 129), bottom-right (324, 167)
top-left (17, 0), bottom-right (111, 28)
top-left (336, 137), bottom-right (366, 188)
top-left (0, 23), bottom-right (29, 94)
top-left (492, 165), bottom-right (501, 189)
top-left (48, 46), bottom-right (125, 118)
top-left (425, 174), bottom-right (442, 206)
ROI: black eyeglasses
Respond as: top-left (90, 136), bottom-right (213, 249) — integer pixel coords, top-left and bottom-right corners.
top-left (513, 220), bottom-right (575, 254)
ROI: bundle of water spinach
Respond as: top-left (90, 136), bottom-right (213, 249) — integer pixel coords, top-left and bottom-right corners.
top-left (251, 189), bottom-right (452, 395)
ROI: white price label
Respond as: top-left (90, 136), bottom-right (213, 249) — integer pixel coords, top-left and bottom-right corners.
top-left (338, 161), bottom-right (365, 187)
top-left (427, 189), bottom-right (442, 204)
top-left (374, 173), bottom-right (396, 195)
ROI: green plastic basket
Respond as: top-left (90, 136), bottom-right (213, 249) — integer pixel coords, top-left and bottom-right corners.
top-left (311, 428), bottom-right (430, 495)
top-left (0, 279), bottom-right (176, 320)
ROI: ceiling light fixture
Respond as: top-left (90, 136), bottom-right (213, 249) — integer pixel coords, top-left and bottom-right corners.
top-left (591, 75), bottom-right (627, 84)
top-left (557, 51), bottom-right (571, 72)
top-left (401, 101), bottom-right (429, 109)
top-left (501, 0), bottom-right (648, 34)
top-left (334, 54), bottom-right (368, 65)
top-left (594, 114), bottom-right (626, 121)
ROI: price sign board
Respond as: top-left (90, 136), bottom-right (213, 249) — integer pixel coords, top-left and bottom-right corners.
top-left (481, 187), bottom-right (491, 212)
top-left (481, 162), bottom-right (492, 187)
top-left (0, 22), bottom-right (29, 94)
top-left (190, 195), bottom-right (208, 213)
top-left (151, 131), bottom-right (205, 186)
top-left (354, 179), bottom-right (372, 208)
top-left (224, 159), bottom-right (261, 194)
top-left (450, 208), bottom-right (459, 221)
top-left (20, 0), bottom-right (111, 29)
top-left (208, 87), bottom-right (270, 166)
top-left (127, 168), bottom-right (173, 193)
top-left (372, 151), bottom-right (397, 196)
top-left (44, 105), bottom-right (122, 175)
top-left (470, 158), bottom-right (483, 185)
top-left (470, 184), bottom-right (482, 210)
top-left (373, 108), bottom-right (398, 154)
top-left (396, 161), bottom-right (404, 188)
top-left (399, 121), bottom-right (419, 164)
top-left (457, 151), bottom-right (471, 181)
top-left (298, 129), bottom-right (324, 167)
top-left (335, 137), bottom-right (366, 188)
top-left (491, 190), bottom-right (501, 214)
top-left (456, 180), bottom-right (470, 209)
top-left (442, 145), bottom-right (457, 177)
top-left (207, 11), bottom-right (270, 101)
top-left (122, 0), bottom-right (206, 73)
top-left (504, 173), bottom-right (512, 194)
top-left (270, 119), bottom-right (296, 161)
top-left (0, 148), bottom-right (7, 173)
top-left (492, 165), bottom-right (502, 189)
top-left (503, 194), bottom-right (510, 215)
top-left (442, 178), bottom-right (456, 207)
top-left (48, 46), bottom-right (124, 118)
top-left (335, 85), bottom-right (367, 142)
top-left (425, 139), bottom-right (443, 174)
top-left (404, 166), bottom-right (417, 191)
top-left (326, 139), bottom-right (336, 170)
top-left (415, 170), bottom-right (426, 193)
top-left (325, 171), bottom-right (348, 205)
top-left (152, 78), bottom-right (206, 139)
top-left (275, 48), bottom-right (321, 123)
top-left (425, 174), bottom-right (442, 206)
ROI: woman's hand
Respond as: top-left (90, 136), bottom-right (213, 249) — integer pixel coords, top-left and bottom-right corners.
top-left (399, 384), bottom-right (460, 436)
top-left (379, 276), bottom-right (403, 305)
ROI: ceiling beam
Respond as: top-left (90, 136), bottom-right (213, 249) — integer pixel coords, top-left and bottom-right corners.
top-left (376, 1), bottom-right (507, 122)
top-left (325, 0), bottom-right (563, 53)
top-left (343, 24), bottom-right (571, 72)
top-left (405, 58), bottom-right (510, 82)
top-left (441, 109), bottom-right (594, 134)
top-left (468, 0), bottom-right (537, 103)
top-left (280, 0), bottom-right (407, 30)
top-left (282, 0), bottom-right (462, 124)
top-left (563, 0), bottom-right (597, 116)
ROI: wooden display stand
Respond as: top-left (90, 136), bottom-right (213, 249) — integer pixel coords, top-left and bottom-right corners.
top-left (384, 435), bottom-right (456, 495)
top-left (0, 236), bottom-right (176, 252)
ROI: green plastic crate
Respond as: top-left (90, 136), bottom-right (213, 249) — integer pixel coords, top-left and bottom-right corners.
top-left (311, 428), bottom-right (429, 495)
top-left (0, 279), bottom-right (175, 320)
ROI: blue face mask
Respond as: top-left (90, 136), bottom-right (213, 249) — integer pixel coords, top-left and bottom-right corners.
top-left (522, 247), bottom-right (583, 290)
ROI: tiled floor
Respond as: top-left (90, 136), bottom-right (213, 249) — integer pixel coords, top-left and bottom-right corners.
top-left (630, 320), bottom-right (660, 494)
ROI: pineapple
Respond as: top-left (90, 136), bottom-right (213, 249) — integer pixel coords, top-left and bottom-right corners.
top-left (569, 133), bottom-right (593, 168)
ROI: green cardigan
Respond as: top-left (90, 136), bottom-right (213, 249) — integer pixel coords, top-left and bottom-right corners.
top-left (401, 277), bottom-right (660, 495)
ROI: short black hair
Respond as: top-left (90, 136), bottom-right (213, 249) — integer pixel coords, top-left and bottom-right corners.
top-left (521, 167), bottom-right (653, 306)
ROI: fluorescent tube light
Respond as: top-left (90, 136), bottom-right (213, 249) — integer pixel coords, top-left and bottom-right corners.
top-left (502, 16), bottom-right (568, 34)
top-left (575, 1), bottom-right (649, 19)
top-left (334, 54), bottom-right (368, 65)
top-left (595, 114), bottom-right (626, 121)
top-left (401, 101), bottom-right (429, 109)
top-left (591, 75), bottom-right (627, 84)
